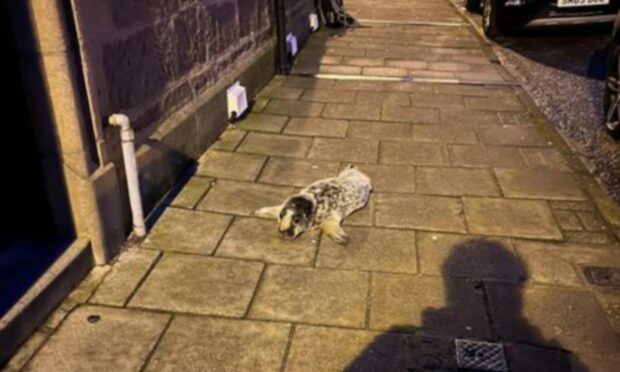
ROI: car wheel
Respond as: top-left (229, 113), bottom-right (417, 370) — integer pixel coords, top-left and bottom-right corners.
top-left (604, 42), bottom-right (620, 138)
top-left (465, 0), bottom-right (481, 12)
top-left (482, 0), bottom-right (502, 39)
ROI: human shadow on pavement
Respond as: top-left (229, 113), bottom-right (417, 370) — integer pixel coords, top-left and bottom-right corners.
top-left (344, 239), bottom-right (586, 372)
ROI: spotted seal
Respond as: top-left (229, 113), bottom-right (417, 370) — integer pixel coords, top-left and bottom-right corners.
top-left (253, 164), bottom-right (371, 244)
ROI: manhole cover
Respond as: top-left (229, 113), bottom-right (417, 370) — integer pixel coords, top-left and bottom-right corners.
top-left (455, 339), bottom-right (508, 372)
top-left (583, 267), bottom-right (620, 287)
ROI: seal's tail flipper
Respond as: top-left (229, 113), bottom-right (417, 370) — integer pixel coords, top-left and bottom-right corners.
top-left (252, 205), bottom-right (282, 219)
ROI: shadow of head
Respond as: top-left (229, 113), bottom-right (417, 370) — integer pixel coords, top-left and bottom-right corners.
top-left (412, 239), bottom-right (541, 347)
top-left (439, 238), bottom-right (527, 314)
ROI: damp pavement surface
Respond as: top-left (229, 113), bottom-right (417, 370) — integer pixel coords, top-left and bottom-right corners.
top-left (6, 0), bottom-right (620, 371)
top-left (451, 0), bottom-right (620, 203)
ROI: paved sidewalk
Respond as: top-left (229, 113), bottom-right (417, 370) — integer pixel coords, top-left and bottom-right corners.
top-left (7, 0), bottom-right (620, 371)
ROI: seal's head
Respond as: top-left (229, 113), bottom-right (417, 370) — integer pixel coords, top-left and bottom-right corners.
top-left (277, 195), bottom-right (315, 240)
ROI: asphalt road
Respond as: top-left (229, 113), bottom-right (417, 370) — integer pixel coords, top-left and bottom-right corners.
top-left (450, 0), bottom-right (620, 203)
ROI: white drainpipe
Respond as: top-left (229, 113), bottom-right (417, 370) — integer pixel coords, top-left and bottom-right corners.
top-left (108, 114), bottom-right (146, 237)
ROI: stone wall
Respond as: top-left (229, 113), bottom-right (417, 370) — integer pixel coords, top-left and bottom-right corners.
top-left (72, 0), bottom-right (276, 154)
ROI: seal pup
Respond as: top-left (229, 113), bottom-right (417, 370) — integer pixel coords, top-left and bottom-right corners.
top-left (253, 164), bottom-right (371, 244)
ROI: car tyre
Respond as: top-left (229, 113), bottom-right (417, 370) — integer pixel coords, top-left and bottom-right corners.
top-left (482, 0), bottom-right (503, 39)
top-left (604, 42), bottom-right (620, 138)
top-left (465, 0), bottom-right (481, 12)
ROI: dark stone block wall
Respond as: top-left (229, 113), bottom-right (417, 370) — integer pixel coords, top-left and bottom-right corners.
top-left (72, 0), bottom-right (275, 150)
top-left (73, 0), bottom-right (315, 152)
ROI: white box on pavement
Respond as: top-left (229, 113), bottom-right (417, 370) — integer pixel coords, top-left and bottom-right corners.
top-left (286, 33), bottom-right (298, 56)
top-left (309, 13), bottom-right (320, 32)
top-left (226, 82), bottom-right (248, 120)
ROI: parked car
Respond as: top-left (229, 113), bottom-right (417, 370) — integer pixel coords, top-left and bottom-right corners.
top-left (465, 0), bottom-right (620, 39)
top-left (604, 11), bottom-right (620, 136)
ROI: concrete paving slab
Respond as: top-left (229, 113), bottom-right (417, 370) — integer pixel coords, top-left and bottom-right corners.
top-left (577, 211), bottom-right (607, 231)
top-left (198, 180), bottom-right (294, 216)
top-left (519, 148), bottom-right (571, 171)
top-left (478, 126), bottom-right (550, 147)
top-left (142, 208), bottom-right (232, 254)
top-left (333, 80), bottom-right (384, 91)
top-left (285, 326), bottom-right (380, 372)
top-left (513, 240), bottom-right (620, 287)
top-left (168, 176), bottom-right (212, 209)
top-left (264, 99), bottom-right (324, 117)
top-left (211, 129), bottom-right (246, 151)
top-left (258, 157), bottom-right (340, 187)
top-left (90, 249), bottom-right (161, 306)
top-left (410, 92), bottom-right (466, 110)
top-left (417, 167), bottom-right (500, 197)
top-left (25, 306), bottom-right (169, 372)
top-left (252, 98), bottom-right (269, 113)
top-left (504, 343), bottom-right (572, 372)
top-left (417, 232), bottom-right (524, 282)
top-left (353, 164), bottom-right (416, 193)
top-left (259, 86), bottom-right (304, 100)
top-left (356, 91), bottom-right (411, 107)
top-left (363, 66), bottom-right (408, 77)
top-left (442, 108), bottom-right (501, 126)
top-left (450, 144), bottom-right (526, 168)
top-left (495, 169), bottom-right (586, 201)
top-left (486, 283), bottom-right (620, 354)
top-left (249, 266), bottom-right (367, 327)
top-left (465, 96), bottom-right (525, 112)
top-left (464, 197), bottom-right (563, 240)
top-left (412, 125), bottom-right (479, 144)
top-left (217, 217), bottom-right (318, 265)
top-left (283, 117), bottom-right (348, 138)
top-left (370, 273), bottom-right (491, 338)
top-left (317, 227), bottom-right (416, 273)
top-left (144, 316), bottom-right (290, 372)
top-left (197, 150), bottom-right (266, 181)
top-left (323, 103), bottom-right (382, 121)
top-left (285, 325), bottom-right (457, 372)
top-left (376, 194), bottom-right (466, 233)
top-left (569, 351), bottom-right (620, 372)
top-left (236, 113), bottom-right (290, 133)
top-left (564, 231), bottom-right (616, 245)
top-left (550, 200), bottom-right (596, 212)
top-left (300, 89), bottom-right (356, 104)
top-left (308, 138), bottom-right (379, 163)
top-left (237, 132), bottom-right (313, 158)
top-left (381, 141), bottom-right (448, 166)
top-left (347, 120), bottom-right (412, 141)
top-left (130, 254), bottom-right (263, 316)
top-left (382, 105), bottom-right (440, 124)
top-left (283, 76), bottom-right (335, 89)
top-left (553, 210), bottom-right (584, 231)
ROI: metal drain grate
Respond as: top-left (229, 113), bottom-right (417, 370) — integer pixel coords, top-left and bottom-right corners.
top-left (583, 266), bottom-right (620, 287)
top-left (455, 339), bottom-right (508, 371)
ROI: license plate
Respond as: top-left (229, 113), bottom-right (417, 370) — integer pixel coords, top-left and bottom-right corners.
top-left (558, 0), bottom-right (610, 7)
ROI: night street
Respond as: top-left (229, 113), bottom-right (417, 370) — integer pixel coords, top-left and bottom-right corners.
top-left (2, 1), bottom-right (620, 371)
